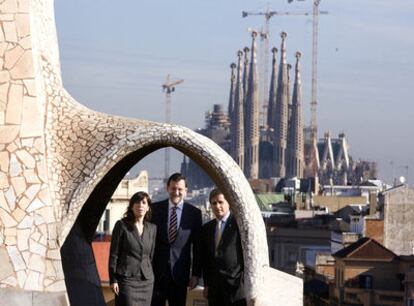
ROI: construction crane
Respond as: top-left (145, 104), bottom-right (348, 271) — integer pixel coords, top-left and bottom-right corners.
top-left (310, 0), bottom-right (321, 142)
top-left (242, 6), bottom-right (312, 129)
top-left (243, 1), bottom-right (327, 177)
top-left (162, 74), bottom-right (184, 180)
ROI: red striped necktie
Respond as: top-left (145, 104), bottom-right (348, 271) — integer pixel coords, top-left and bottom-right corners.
top-left (168, 206), bottom-right (178, 243)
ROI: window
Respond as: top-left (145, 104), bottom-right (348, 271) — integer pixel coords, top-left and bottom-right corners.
top-left (335, 268), bottom-right (339, 287)
top-left (103, 209), bottom-right (110, 233)
top-left (287, 251), bottom-right (297, 264)
top-left (397, 273), bottom-right (404, 290)
top-left (346, 293), bottom-right (358, 300)
top-left (379, 294), bottom-right (402, 302)
top-left (358, 275), bottom-right (373, 289)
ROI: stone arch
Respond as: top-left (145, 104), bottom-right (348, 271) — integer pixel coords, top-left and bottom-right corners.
top-left (0, 0), bottom-right (302, 305)
top-left (59, 124), bottom-right (268, 305)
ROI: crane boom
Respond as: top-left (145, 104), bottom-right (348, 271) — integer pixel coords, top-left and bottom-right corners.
top-left (243, 11), bottom-right (310, 18)
top-left (162, 74), bottom-right (184, 180)
top-left (242, 1), bottom-right (327, 177)
top-left (241, 5), bottom-right (326, 129)
top-left (162, 80), bottom-right (184, 90)
top-left (310, 0), bottom-right (320, 139)
top-left (162, 76), bottom-right (184, 93)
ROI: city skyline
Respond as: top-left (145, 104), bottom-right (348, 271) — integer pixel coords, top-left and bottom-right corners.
top-left (55, 0), bottom-right (414, 184)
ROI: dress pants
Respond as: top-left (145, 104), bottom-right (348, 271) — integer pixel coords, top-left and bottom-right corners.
top-left (208, 295), bottom-right (246, 306)
top-left (151, 270), bottom-right (187, 306)
top-left (208, 286), bottom-right (246, 306)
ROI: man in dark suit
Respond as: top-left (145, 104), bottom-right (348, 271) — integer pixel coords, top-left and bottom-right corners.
top-left (201, 189), bottom-right (246, 306)
top-left (151, 173), bottom-right (202, 306)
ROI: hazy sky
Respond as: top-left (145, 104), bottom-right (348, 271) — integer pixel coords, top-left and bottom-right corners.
top-left (54, 0), bottom-right (414, 184)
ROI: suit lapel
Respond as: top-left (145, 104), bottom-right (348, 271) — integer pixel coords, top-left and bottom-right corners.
top-left (209, 220), bottom-right (217, 255)
top-left (174, 202), bottom-right (187, 243)
top-left (160, 200), bottom-right (169, 241)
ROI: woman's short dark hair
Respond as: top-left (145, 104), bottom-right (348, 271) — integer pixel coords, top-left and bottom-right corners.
top-left (123, 191), bottom-right (152, 229)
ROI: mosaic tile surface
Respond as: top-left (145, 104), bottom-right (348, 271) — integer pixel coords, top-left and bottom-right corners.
top-left (0, 1), bottom-right (302, 305)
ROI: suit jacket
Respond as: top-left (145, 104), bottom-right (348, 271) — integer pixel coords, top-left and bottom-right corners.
top-left (201, 214), bottom-right (245, 303)
top-left (109, 219), bottom-right (157, 284)
top-left (151, 200), bottom-right (202, 286)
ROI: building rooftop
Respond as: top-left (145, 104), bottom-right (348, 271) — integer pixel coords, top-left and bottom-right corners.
top-left (333, 237), bottom-right (397, 261)
top-left (255, 193), bottom-right (284, 211)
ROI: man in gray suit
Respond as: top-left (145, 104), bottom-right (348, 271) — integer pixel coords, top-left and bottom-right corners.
top-left (151, 173), bottom-right (202, 306)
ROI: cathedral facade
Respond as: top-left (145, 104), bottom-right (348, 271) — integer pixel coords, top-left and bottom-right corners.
top-left (182, 32), bottom-right (377, 189)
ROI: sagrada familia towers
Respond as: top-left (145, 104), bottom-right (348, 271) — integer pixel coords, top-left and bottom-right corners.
top-left (183, 30), bottom-right (377, 188)
top-left (230, 31), bottom-right (305, 180)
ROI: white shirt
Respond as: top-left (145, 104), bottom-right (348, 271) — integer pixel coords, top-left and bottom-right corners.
top-left (168, 199), bottom-right (184, 228)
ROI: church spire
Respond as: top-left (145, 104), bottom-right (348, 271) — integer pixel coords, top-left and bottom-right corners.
top-left (228, 62), bottom-right (237, 124)
top-left (244, 31), bottom-right (260, 179)
top-left (273, 32), bottom-right (289, 178)
top-left (231, 50), bottom-right (245, 171)
top-left (287, 63), bottom-right (293, 125)
top-left (287, 52), bottom-right (305, 178)
top-left (180, 155), bottom-right (188, 176)
top-left (242, 47), bottom-right (250, 99)
top-left (267, 47), bottom-right (278, 133)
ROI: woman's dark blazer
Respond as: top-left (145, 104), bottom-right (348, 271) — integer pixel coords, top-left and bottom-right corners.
top-left (109, 219), bottom-right (157, 284)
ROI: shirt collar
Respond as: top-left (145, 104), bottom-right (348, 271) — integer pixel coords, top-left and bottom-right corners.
top-left (169, 199), bottom-right (184, 210)
top-left (216, 211), bottom-right (230, 223)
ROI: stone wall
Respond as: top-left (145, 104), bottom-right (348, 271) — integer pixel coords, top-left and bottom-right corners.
top-left (0, 0), bottom-right (63, 292)
top-left (383, 186), bottom-right (414, 255)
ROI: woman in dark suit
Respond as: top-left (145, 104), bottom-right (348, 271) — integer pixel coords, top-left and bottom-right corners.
top-left (109, 191), bottom-right (157, 306)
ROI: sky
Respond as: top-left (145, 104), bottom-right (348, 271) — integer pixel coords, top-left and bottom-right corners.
top-left (54, 0), bottom-right (414, 185)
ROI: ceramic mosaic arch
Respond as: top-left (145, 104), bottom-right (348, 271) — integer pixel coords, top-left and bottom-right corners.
top-left (0, 0), bottom-right (302, 305)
